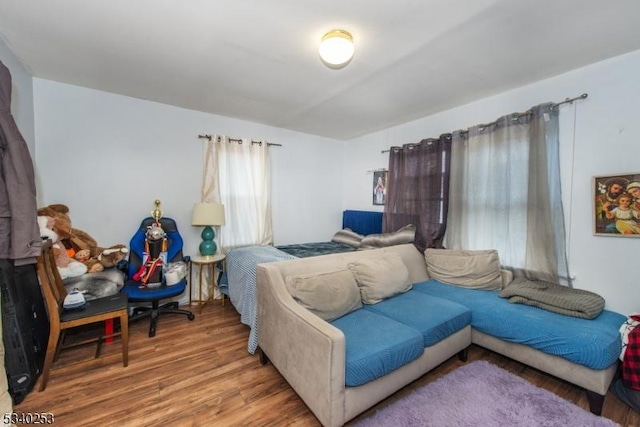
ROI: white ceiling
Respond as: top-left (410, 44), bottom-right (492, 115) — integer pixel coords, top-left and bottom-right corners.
top-left (1, 0), bottom-right (640, 140)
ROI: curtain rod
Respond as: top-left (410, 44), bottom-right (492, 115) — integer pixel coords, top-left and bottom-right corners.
top-left (198, 134), bottom-right (282, 147)
top-left (380, 93), bottom-right (588, 153)
top-left (556, 93), bottom-right (588, 106)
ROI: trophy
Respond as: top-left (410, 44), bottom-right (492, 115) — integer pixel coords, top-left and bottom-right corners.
top-left (134, 199), bottom-right (168, 287)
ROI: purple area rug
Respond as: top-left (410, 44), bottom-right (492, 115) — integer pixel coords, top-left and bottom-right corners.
top-left (352, 361), bottom-right (619, 427)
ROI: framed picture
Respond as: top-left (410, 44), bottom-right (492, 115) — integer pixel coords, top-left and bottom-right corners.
top-left (373, 170), bottom-right (387, 205)
top-left (593, 172), bottom-right (640, 237)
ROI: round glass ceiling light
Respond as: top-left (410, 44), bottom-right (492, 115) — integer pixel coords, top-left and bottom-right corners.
top-left (319, 29), bottom-right (354, 69)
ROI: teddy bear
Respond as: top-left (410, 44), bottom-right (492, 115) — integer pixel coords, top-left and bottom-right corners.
top-left (38, 203), bottom-right (132, 274)
top-left (74, 244), bottom-right (129, 273)
top-left (74, 249), bottom-right (104, 273)
top-left (37, 204), bottom-right (100, 257)
top-left (98, 244), bottom-right (129, 269)
top-left (37, 215), bottom-right (88, 279)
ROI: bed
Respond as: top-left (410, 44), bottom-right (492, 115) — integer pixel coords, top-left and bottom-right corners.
top-left (276, 210), bottom-right (383, 258)
top-left (220, 210), bottom-right (384, 354)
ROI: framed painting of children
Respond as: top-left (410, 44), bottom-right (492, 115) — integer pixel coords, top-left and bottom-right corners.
top-left (593, 172), bottom-right (640, 237)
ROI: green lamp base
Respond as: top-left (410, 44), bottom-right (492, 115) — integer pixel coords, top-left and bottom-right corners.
top-left (199, 225), bottom-right (217, 257)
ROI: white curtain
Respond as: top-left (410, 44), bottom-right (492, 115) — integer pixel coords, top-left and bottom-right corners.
top-left (444, 103), bottom-right (570, 285)
top-left (202, 135), bottom-right (272, 252)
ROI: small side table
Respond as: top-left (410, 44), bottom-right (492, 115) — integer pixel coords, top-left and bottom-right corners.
top-left (189, 254), bottom-right (226, 313)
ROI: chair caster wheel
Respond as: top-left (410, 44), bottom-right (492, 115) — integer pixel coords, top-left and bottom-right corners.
top-left (188, 314), bottom-right (195, 321)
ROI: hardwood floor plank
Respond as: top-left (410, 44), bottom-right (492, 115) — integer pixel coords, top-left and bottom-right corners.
top-left (13, 302), bottom-right (638, 426)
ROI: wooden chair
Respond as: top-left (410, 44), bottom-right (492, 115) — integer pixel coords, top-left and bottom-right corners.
top-left (35, 239), bottom-right (129, 391)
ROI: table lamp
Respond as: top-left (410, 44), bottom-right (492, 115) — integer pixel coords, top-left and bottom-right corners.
top-left (191, 202), bottom-right (226, 257)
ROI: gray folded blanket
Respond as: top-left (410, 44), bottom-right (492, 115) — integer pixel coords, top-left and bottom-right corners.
top-left (499, 277), bottom-right (605, 319)
top-left (62, 268), bottom-right (124, 301)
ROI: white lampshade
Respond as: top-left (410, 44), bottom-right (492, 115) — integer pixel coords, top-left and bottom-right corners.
top-left (191, 203), bottom-right (226, 226)
top-left (319, 29), bottom-right (354, 69)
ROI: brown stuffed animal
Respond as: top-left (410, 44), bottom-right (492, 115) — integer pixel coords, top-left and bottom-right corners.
top-left (37, 215), bottom-right (88, 279)
top-left (37, 204), bottom-right (100, 257)
top-left (74, 249), bottom-right (105, 273)
top-left (38, 204), bottom-right (129, 273)
top-left (98, 244), bottom-right (129, 269)
top-left (74, 245), bottom-right (129, 273)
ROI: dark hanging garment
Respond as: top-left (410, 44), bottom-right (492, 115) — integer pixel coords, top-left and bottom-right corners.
top-left (1, 259), bottom-right (49, 404)
top-left (0, 61), bottom-right (48, 403)
top-left (0, 60), bottom-right (41, 266)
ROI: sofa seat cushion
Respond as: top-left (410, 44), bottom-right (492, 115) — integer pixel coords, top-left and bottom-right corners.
top-left (330, 309), bottom-right (424, 387)
top-left (412, 279), bottom-right (626, 370)
top-left (363, 290), bottom-right (471, 347)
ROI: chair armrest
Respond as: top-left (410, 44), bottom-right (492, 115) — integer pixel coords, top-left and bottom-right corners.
top-left (117, 259), bottom-right (128, 271)
top-left (117, 259), bottom-right (129, 276)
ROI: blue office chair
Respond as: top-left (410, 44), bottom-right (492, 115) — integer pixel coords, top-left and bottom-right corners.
top-left (120, 217), bottom-right (194, 337)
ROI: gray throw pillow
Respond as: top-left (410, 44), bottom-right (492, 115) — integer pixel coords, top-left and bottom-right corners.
top-left (331, 228), bottom-right (364, 248)
top-left (348, 252), bottom-right (412, 304)
top-left (358, 224), bottom-right (416, 249)
top-left (285, 270), bottom-right (362, 321)
top-left (424, 248), bottom-right (502, 290)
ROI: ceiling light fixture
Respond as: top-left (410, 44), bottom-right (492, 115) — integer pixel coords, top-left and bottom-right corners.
top-left (319, 29), bottom-right (354, 69)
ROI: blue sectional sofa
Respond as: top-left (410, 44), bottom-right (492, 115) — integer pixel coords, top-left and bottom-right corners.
top-left (256, 244), bottom-right (625, 427)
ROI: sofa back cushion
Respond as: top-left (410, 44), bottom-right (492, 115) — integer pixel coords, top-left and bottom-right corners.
top-left (285, 270), bottom-right (362, 321)
top-left (348, 252), bottom-right (412, 304)
top-left (269, 244), bottom-right (429, 287)
top-left (424, 249), bottom-right (502, 290)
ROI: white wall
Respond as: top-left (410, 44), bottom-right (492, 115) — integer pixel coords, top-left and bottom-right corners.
top-left (344, 49), bottom-right (640, 315)
top-left (33, 80), bottom-right (343, 256)
top-left (27, 45), bottom-right (640, 314)
top-left (0, 37), bottom-right (35, 158)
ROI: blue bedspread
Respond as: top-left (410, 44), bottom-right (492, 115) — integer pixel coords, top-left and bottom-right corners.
top-left (225, 245), bottom-right (295, 354)
top-left (276, 241), bottom-right (355, 258)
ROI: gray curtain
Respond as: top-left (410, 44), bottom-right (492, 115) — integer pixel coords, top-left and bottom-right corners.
top-left (384, 135), bottom-right (452, 252)
top-left (444, 103), bottom-right (571, 285)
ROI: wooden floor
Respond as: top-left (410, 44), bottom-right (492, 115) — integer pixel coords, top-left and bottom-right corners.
top-left (15, 300), bottom-right (638, 426)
